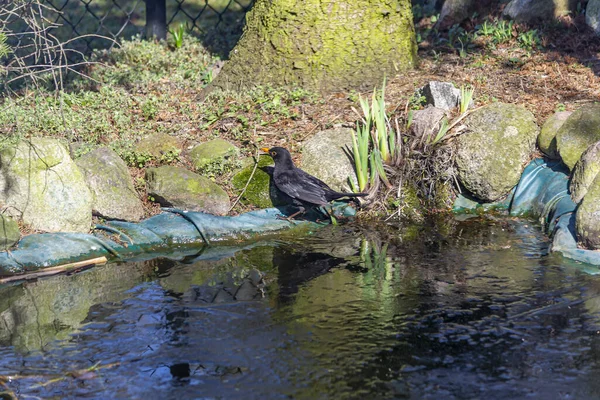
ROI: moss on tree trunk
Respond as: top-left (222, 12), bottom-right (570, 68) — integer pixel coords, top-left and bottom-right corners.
top-left (210, 0), bottom-right (417, 93)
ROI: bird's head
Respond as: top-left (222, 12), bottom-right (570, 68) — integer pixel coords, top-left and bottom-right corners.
top-left (261, 147), bottom-right (289, 161)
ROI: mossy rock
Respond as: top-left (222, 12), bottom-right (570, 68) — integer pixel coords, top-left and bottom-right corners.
top-left (0, 215), bottom-right (20, 251)
top-left (231, 156), bottom-right (285, 208)
top-left (302, 127), bottom-right (357, 191)
top-left (189, 139), bottom-right (239, 172)
top-left (456, 102), bottom-right (539, 202)
top-left (76, 147), bottom-right (144, 221)
top-left (576, 174), bottom-right (600, 250)
top-left (146, 166), bottom-right (230, 215)
top-left (135, 132), bottom-right (181, 159)
top-left (556, 104), bottom-right (600, 170)
top-left (0, 138), bottom-right (93, 232)
top-left (538, 111), bottom-right (571, 159)
top-left (570, 140), bottom-right (600, 204)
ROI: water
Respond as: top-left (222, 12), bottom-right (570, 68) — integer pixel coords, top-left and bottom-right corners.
top-left (1, 217), bottom-right (600, 399)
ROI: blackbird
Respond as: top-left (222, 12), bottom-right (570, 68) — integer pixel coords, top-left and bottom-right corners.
top-left (261, 146), bottom-right (367, 219)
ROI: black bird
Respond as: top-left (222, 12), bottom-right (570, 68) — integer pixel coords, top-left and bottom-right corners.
top-left (261, 146), bottom-right (367, 219)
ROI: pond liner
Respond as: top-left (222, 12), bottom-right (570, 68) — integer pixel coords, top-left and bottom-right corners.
top-left (0, 203), bottom-right (357, 275)
top-left (455, 158), bottom-right (600, 267)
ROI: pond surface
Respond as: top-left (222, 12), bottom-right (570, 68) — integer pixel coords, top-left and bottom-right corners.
top-left (1, 217), bottom-right (600, 399)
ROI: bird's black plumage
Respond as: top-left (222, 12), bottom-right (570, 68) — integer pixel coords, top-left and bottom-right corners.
top-left (262, 147), bottom-right (366, 216)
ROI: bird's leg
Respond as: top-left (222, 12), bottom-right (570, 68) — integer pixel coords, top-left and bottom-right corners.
top-left (277, 205), bottom-right (305, 222)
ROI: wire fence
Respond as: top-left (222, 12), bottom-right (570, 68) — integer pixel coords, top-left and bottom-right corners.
top-left (4, 0), bottom-right (253, 61)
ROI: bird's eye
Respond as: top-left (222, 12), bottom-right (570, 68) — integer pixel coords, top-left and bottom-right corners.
top-left (271, 151), bottom-right (277, 156)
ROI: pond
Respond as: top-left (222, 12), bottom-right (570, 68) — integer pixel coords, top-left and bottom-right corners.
top-left (1, 216), bottom-right (600, 399)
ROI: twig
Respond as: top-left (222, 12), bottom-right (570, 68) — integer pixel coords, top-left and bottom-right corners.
top-left (229, 141), bottom-right (261, 213)
top-left (440, 105), bottom-right (483, 141)
top-left (0, 256), bottom-right (107, 284)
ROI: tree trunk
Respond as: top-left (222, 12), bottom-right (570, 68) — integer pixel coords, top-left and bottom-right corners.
top-left (210, 0), bottom-right (417, 93)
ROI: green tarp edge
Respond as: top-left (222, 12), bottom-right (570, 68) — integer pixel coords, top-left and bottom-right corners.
top-left (454, 158), bottom-right (600, 267)
top-left (0, 203), bottom-right (357, 275)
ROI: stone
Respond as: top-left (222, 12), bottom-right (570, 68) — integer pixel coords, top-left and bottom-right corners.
top-left (570, 141), bottom-right (600, 204)
top-left (146, 166), bottom-right (230, 215)
top-left (75, 147), bottom-right (144, 221)
top-left (556, 104), bottom-right (600, 170)
top-left (231, 156), bottom-right (287, 208)
top-left (456, 102), bottom-right (539, 201)
top-left (301, 127), bottom-right (358, 192)
top-left (189, 139), bottom-right (239, 173)
top-left (538, 111), bottom-right (572, 159)
top-left (409, 106), bottom-right (448, 140)
top-left (503, 0), bottom-right (577, 22)
top-left (422, 81), bottom-right (460, 111)
top-left (135, 132), bottom-right (180, 160)
top-left (437, 0), bottom-right (476, 29)
top-left (0, 215), bottom-right (20, 250)
top-left (576, 175), bottom-right (600, 249)
top-left (0, 138), bottom-right (92, 232)
top-left (586, 0), bottom-right (600, 35)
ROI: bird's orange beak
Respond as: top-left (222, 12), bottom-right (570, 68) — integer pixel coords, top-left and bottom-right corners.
top-left (260, 147), bottom-right (270, 154)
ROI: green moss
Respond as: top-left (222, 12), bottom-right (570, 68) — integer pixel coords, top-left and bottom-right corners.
top-left (556, 104), bottom-right (600, 170)
top-left (231, 156), bottom-right (276, 208)
top-left (212, 0), bottom-right (417, 92)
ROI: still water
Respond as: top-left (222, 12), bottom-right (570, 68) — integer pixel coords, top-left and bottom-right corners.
top-left (1, 217), bottom-right (600, 399)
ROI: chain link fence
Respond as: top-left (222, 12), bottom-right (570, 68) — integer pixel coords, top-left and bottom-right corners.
top-left (48, 0), bottom-right (253, 52)
top-left (2, 0), bottom-right (253, 68)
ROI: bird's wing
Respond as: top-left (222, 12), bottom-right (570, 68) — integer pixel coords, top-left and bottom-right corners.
top-left (275, 169), bottom-right (329, 205)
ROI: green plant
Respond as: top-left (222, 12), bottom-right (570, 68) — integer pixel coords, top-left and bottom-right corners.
top-left (518, 29), bottom-right (541, 50)
top-left (351, 119), bottom-right (370, 191)
top-left (168, 23), bottom-right (186, 49)
top-left (492, 20), bottom-right (514, 44)
top-left (555, 103), bottom-right (566, 112)
top-left (476, 20), bottom-right (495, 36)
top-left (121, 150), bottom-right (154, 168)
top-left (459, 85), bottom-right (475, 114)
top-left (408, 90), bottom-right (426, 110)
top-left (431, 118), bottom-right (449, 145)
top-left (350, 82), bottom-right (398, 192)
top-left (141, 96), bottom-right (160, 120)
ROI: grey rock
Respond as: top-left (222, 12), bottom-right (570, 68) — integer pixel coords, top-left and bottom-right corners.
top-left (422, 81), bottom-right (460, 111)
top-left (437, 0), bottom-right (476, 29)
top-left (587, 0), bottom-right (600, 35)
top-left (189, 139), bottom-right (239, 172)
top-left (0, 138), bottom-right (92, 232)
top-left (556, 104), bottom-right (600, 170)
top-left (504, 0), bottom-right (577, 22)
top-left (0, 214), bottom-right (20, 250)
top-left (576, 174), bottom-right (600, 249)
top-left (570, 141), bottom-right (600, 203)
top-left (410, 106), bottom-right (448, 140)
top-left (456, 103), bottom-right (539, 201)
top-left (146, 166), bottom-right (230, 215)
top-left (135, 132), bottom-right (181, 160)
top-left (538, 111), bottom-right (572, 159)
top-left (76, 147), bottom-right (144, 221)
top-left (301, 127), bottom-right (358, 192)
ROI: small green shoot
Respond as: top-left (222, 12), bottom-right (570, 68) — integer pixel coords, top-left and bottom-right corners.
top-left (459, 85), bottom-right (474, 114)
top-left (168, 23), bottom-right (186, 49)
top-left (430, 118), bottom-right (449, 145)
